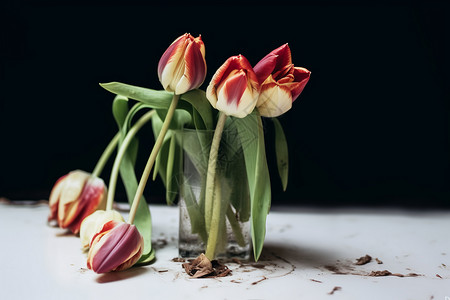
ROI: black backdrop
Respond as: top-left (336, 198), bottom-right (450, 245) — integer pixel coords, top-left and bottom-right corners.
top-left (1, 0), bottom-right (449, 207)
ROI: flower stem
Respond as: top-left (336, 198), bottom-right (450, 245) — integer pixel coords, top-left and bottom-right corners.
top-left (226, 204), bottom-right (246, 247)
top-left (106, 110), bottom-right (155, 211)
top-left (91, 132), bottom-right (120, 178)
top-left (204, 111), bottom-right (228, 260)
top-left (128, 94), bottom-right (180, 224)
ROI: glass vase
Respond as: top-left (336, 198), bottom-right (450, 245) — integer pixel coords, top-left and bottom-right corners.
top-left (176, 128), bottom-right (251, 261)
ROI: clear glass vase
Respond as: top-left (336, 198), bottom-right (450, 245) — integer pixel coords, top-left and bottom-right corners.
top-left (176, 128), bottom-right (251, 261)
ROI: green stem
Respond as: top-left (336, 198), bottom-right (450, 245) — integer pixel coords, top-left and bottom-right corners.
top-left (106, 110), bottom-right (155, 211)
top-left (204, 112), bottom-right (228, 260)
top-left (205, 177), bottom-right (223, 259)
top-left (226, 204), bottom-right (246, 247)
top-left (128, 94), bottom-right (180, 224)
top-left (91, 132), bottom-right (120, 178)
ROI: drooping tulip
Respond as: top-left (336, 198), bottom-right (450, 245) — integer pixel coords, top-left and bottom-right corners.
top-left (158, 33), bottom-right (207, 95)
top-left (253, 44), bottom-right (310, 117)
top-left (87, 220), bottom-right (144, 273)
top-left (206, 55), bottom-right (260, 118)
top-left (80, 210), bottom-right (124, 251)
top-left (48, 170), bottom-right (107, 234)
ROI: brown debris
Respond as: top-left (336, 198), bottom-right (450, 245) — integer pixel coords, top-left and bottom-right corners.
top-left (251, 276), bottom-right (268, 285)
top-left (172, 257), bottom-right (186, 262)
top-left (325, 265), bottom-right (347, 275)
top-left (328, 286), bottom-right (342, 295)
top-left (310, 279), bottom-right (322, 283)
top-left (355, 255), bottom-right (372, 265)
top-left (369, 270), bottom-right (421, 277)
top-left (232, 258), bottom-right (242, 265)
top-left (436, 274), bottom-right (443, 279)
top-left (370, 270), bottom-right (392, 276)
top-left (252, 264), bottom-right (266, 269)
top-left (182, 254), bottom-right (231, 278)
top-left (375, 258), bottom-right (383, 264)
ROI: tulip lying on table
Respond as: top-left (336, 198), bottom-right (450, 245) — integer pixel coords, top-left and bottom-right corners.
top-left (87, 220), bottom-right (144, 273)
top-left (48, 170), bottom-right (107, 234)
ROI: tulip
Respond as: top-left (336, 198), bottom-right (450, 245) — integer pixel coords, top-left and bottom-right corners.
top-left (206, 55), bottom-right (260, 118)
top-left (158, 33), bottom-right (207, 95)
top-left (87, 220), bottom-right (144, 273)
top-left (253, 44), bottom-right (311, 117)
top-left (48, 170), bottom-right (107, 234)
top-left (80, 210), bottom-right (124, 251)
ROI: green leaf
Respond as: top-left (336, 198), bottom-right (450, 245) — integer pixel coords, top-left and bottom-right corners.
top-left (100, 82), bottom-right (213, 131)
top-left (180, 175), bottom-right (208, 243)
top-left (111, 99), bottom-right (153, 260)
top-left (112, 95), bottom-right (129, 130)
top-left (151, 113), bottom-right (185, 205)
top-left (134, 248), bottom-right (155, 267)
top-left (181, 89), bottom-right (214, 130)
top-left (101, 82), bottom-right (173, 109)
top-left (272, 118), bottom-right (289, 191)
top-left (234, 113), bottom-right (271, 261)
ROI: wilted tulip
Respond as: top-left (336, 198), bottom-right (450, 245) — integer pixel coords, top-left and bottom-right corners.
top-left (253, 44), bottom-right (310, 117)
top-left (87, 220), bottom-right (144, 273)
top-left (206, 55), bottom-right (260, 118)
top-left (48, 170), bottom-right (107, 234)
top-left (158, 33), bottom-right (207, 95)
top-left (80, 210), bottom-right (124, 251)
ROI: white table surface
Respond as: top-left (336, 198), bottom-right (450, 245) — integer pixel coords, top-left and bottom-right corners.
top-left (0, 201), bottom-right (449, 300)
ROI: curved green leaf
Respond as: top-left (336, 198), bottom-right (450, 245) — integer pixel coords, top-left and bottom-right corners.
top-left (102, 82), bottom-right (173, 109)
top-left (233, 113), bottom-right (271, 261)
top-left (272, 118), bottom-right (289, 191)
top-left (100, 82), bottom-right (213, 130)
top-left (112, 95), bottom-right (129, 130)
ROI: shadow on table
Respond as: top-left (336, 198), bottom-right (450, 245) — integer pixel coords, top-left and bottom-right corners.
top-left (260, 242), bottom-right (340, 269)
top-left (96, 266), bottom-right (150, 284)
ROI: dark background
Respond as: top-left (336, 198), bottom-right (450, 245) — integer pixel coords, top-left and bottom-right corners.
top-left (1, 0), bottom-right (449, 207)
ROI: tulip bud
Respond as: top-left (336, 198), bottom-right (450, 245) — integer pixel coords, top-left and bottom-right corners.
top-left (80, 210), bottom-right (125, 251)
top-left (158, 33), bottom-right (207, 95)
top-left (253, 44), bottom-right (310, 117)
top-left (48, 170), bottom-right (107, 234)
top-left (87, 220), bottom-right (144, 273)
top-left (206, 55), bottom-right (260, 118)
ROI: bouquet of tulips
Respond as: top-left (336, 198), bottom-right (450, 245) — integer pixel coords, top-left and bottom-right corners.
top-left (47, 33), bottom-right (310, 274)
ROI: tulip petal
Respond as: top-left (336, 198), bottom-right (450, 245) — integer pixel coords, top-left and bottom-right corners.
top-left (254, 44), bottom-right (291, 84)
top-left (58, 170), bottom-right (90, 228)
top-left (258, 83), bottom-right (293, 118)
top-left (271, 44), bottom-right (292, 72)
top-left (66, 177), bottom-right (106, 234)
top-left (88, 223), bottom-right (143, 273)
top-left (253, 53), bottom-right (278, 84)
top-left (175, 38), bottom-right (206, 95)
top-left (48, 174), bottom-right (67, 222)
top-left (207, 55), bottom-right (259, 118)
top-left (160, 37), bottom-right (189, 92)
top-left (222, 70), bottom-right (248, 106)
top-left (80, 210), bottom-right (124, 250)
top-left (289, 67), bottom-right (311, 101)
top-left (157, 34), bottom-right (188, 81)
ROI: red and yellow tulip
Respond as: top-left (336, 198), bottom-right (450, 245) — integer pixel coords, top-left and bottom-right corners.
top-left (48, 170), bottom-right (107, 234)
top-left (87, 220), bottom-right (143, 273)
top-left (254, 44), bottom-right (310, 117)
top-left (206, 55), bottom-right (260, 118)
top-left (158, 33), bottom-right (207, 95)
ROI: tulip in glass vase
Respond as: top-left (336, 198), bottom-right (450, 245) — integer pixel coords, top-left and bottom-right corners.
top-left (91, 34), bottom-right (310, 275)
top-left (177, 126), bottom-right (252, 260)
